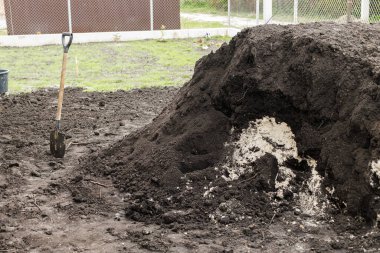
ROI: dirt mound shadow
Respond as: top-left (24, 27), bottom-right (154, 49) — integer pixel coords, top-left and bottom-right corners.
top-left (82, 23), bottom-right (380, 226)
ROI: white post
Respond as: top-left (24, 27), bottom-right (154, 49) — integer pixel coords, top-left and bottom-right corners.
top-left (150, 0), bottom-right (154, 31)
top-left (256, 0), bottom-right (260, 25)
top-left (294, 0), bottom-right (298, 24)
top-left (228, 0), bottom-right (231, 27)
top-left (68, 0), bottom-right (72, 33)
top-left (361, 0), bottom-right (370, 23)
top-left (263, 0), bottom-right (272, 24)
top-left (7, 0), bottom-right (15, 35)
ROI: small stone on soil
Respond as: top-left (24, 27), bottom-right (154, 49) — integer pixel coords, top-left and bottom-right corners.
top-left (142, 229), bottom-right (152, 235)
top-left (203, 199), bottom-right (213, 206)
top-left (72, 175), bottom-right (83, 183)
top-left (8, 161), bottom-right (19, 168)
top-left (330, 241), bottom-right (344, 250)
top-left (294, 208), bottom-right (301, 216)
top-left (134, 191), bottom-right (145, 199)
top-left (219, 216), bottom-right (230, 224)
top-left (151, 177), bottom-right (160, 185)
top-left (30, 170), bottom-right (41, 177)
top-left (162, 210), bottom-right (188, 224)
top-left (219, 202), bottom-right (228, 212)
top-left (0, 225), bottom-right (7, 233)
top-left (48, 161), bottom-right (57, 167)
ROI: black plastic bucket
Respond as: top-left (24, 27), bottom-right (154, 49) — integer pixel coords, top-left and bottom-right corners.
top-left (0, 69), bottom-right (9, 94)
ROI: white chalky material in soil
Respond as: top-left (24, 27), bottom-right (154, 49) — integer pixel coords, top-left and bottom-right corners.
top-left (371, 160), bottom-right (380, 177)
top-left (299, 159), bottom-right (326, 216)
top-left (370, 160), bottom-right (380, 188)
top-left (222, 117), bottom-right (298, 181)
top-left (222, 116), bottom-right (325, 215)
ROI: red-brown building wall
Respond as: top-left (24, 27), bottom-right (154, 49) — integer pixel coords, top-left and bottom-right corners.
top-left (4, 0), bottom-right (180, 35)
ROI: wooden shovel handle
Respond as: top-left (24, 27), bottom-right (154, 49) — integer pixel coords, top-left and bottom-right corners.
top-left (56, 53), bottom-right (68, 122)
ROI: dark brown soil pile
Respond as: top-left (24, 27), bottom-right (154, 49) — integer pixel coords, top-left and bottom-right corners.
top-left (83, 23), bottom-right (380, 226)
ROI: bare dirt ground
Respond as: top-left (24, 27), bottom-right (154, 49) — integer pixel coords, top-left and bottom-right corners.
top-left (0, 87), bottom-right (379, 253)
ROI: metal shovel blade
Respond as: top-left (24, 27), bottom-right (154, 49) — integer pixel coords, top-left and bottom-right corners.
top-left (50, 130), bottom-right (66, 158)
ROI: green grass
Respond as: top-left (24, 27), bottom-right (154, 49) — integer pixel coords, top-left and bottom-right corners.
top-left (0, 37), bottom-right (230, 93)
top-left (181, 3), bottom-right (227, 16)
top-left (181, 4), bottom-right (257, 19)
top-left (370, 15), bottom-right (380, 22)
top-left (181, 17), bottom-right (227, 29)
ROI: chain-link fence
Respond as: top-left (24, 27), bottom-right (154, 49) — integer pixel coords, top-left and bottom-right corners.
top-left (0, 0), bottom-right (380, 36)
top-left (271, 0), bottom-right (379, 24)
top-left (181, 0), bottom-right (380, 28)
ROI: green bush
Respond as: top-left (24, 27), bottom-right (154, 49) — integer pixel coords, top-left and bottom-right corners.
top-left (181, 0), bottom-right (228, 11)
top-left (181, 0), bottom-right (208, 8)
top-left (210, 0), bottom-right (228, 10)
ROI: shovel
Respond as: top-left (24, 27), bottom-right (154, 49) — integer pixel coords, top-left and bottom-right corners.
top-left (50, 32), bottom-right (73, 158)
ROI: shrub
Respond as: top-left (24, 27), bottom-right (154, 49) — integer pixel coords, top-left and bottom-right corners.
top-left (181, 0), bottom-right (228, 11)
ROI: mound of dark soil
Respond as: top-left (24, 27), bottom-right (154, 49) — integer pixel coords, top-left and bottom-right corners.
top-left (83, 23), bottom-right (380, 226)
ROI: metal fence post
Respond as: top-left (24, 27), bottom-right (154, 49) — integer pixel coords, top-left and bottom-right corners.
top-left (256, 0), bottom-right (260, 25)
top-left (263, 0), bottom-right (272, 24)
top-left (150, 0), bottom-right (154, 31)
top-left (347, 0), bottom-right (353, 23)
top-left (361, 0), bottom-right (370, 23)
top-left (228, 0), bottom-right (231, 27)
top-left (294, 0), bottom-right (298, 24)
top-left (68, 0), bottom-right (72, 33)
top-left (6, 0), bottom-right (15, 35)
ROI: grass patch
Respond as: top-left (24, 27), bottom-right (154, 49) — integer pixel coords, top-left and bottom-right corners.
top-left (370, 15), bottom-right (380, 22)
top-left (0, 37), bottom-right (230, 93)
top-left (181, 17), bottom-right (227, 29)
top-left (180, 2), bottom-right (258, 19)
top-left (181, 2), bottom-right (227, 16)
